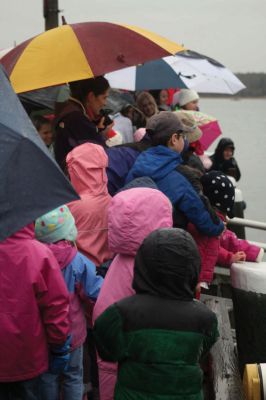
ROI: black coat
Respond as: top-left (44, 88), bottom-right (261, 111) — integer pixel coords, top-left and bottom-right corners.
top-left (210, 138), bottom-right (241, 181)
top-left (54, 99), bottom-right (105, 170)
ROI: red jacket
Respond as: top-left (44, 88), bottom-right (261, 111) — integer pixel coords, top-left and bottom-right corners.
top-left (0, 225), bottom-right (69, 382)
top-left (188, 212), bottom-right (261, 283)
top-left (187, 223), bottom-right (220, 284)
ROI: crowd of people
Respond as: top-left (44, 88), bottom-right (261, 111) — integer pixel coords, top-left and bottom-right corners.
top-left (1, 77), bottom-right (264, 400)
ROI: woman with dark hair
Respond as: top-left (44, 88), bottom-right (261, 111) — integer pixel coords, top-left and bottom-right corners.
top-left (54, 76), bottom-right (112, 170)
top-left (150, 89), bottom-right (171, 111)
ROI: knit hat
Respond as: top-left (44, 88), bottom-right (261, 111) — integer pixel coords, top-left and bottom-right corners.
top-left (146, 111), bottom-right (194, 139)
top-left (178, 89), bottom-right (199, 107)
top-left (35, 205), bottom-right (77, 243)
top-left (201, 171), bottom-right (235, 218)
top-left (174, 111), bottom-right (202, 143)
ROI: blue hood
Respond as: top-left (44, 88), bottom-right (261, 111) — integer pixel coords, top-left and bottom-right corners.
top-left (126, 145), bottom-right (182, 182)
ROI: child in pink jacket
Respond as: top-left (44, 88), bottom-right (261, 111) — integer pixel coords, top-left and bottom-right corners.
top-left (66, 143), bottom-right (113, 267)
top-left (93, 187), bottom-right (173, 400)
top-left (188, 171), bottom-right (263, 287)
top-left (35, 205), bottom-right (103, 400)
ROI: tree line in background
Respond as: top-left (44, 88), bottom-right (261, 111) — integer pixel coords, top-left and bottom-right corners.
top-left (236, 73), bottom-right (266, 97)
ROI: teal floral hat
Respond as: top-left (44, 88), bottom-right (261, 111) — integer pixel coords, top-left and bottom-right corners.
top-left (35, 205), bottom-right (77, 243)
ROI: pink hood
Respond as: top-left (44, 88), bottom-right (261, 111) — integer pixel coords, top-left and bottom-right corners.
top-left (67, 142), bottom-right (108, 196)
top-left (108, 187), bottom-right (173, 256)
top-left (94, 187), bottom-right (173, 400)
top-left (9, 222), bottom-right (35, 240)
top-left (67, 143), bottom-right (112, 266)
top-left (0, 224), bottom-right (69, 381)
top-left (45, 241), bottom-right (77, 270)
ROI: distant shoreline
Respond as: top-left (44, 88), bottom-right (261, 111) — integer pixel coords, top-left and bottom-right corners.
top-left (201, 94), bottom-right (266, 99)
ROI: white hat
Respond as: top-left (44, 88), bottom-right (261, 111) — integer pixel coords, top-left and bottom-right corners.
top-left (177, 89), bottom-right (199, 107)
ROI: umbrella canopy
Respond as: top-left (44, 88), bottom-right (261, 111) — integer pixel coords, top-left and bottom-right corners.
top-left (0, 66), bottom-right (79, 241)
top-left (183, 110), bottom-right (222, 150)
top-left (105, 50), bottom-right (245, 94)
top-left (1, 22), bottom-right (184, 94)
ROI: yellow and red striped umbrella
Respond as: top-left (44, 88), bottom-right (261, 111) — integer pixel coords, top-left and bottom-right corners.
top-left (1, 22), bottom-right (185, 94)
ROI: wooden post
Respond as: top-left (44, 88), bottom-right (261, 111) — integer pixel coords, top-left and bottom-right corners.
top-left (43, 0), bottom-right (59, 31)
top-left (202, 295), bottom-right (244, 399)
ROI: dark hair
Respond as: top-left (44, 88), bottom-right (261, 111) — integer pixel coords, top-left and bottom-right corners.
top-left (120, 104), bottom-right (133, 117)
top-left (31, 115), bottom-right (50, 132)
top-left (147, 129), bottom-right (182, 147)
top-left (69, 76), bottom-right (110, 104)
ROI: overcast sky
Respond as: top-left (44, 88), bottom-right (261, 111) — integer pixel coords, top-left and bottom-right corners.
top-left (1, 0), bottom-right (265, 73)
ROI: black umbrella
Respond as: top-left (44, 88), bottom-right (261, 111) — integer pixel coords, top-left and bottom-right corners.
top-left (0, 66), bottom-right (79, 241)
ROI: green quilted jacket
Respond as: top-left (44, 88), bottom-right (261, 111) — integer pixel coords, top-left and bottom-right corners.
top-left (94, 228), bottom-right (219, 399)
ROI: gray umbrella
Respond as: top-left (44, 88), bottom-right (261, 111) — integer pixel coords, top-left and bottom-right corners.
top-left (0, 66), bottom-right (79, 241)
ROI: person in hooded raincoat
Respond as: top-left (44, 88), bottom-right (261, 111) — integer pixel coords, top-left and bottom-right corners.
top-left (94, 228), bottom-right (219, 400)
top-left (35, 205), bottom-right (103, 400)
top-left (93, 187), bottom-right (173, 400)
top-left (0, 224), bottom-right (70, 399)
top-left (209, 138), bottom-right (241, 181)
top-left (66, 143), bottom-right (113, 267)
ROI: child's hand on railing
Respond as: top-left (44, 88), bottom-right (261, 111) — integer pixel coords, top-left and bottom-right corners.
top-left (231, 251), bottom-right (246, 263)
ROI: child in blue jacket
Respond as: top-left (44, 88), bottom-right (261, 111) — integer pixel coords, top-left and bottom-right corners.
top-left (126, 112), bottom-right (224, 237)
top-left (35, 205), bottom-right (103, 400)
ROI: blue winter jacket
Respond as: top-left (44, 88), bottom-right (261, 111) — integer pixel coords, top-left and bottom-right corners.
top-left (47, 241), bottom-right (103, 349)
top-left (126, 145), bottom-right (224, 237)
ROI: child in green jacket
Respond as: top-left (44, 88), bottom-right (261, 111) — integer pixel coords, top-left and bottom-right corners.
top-left (94, 228), bottom-right (218, 400)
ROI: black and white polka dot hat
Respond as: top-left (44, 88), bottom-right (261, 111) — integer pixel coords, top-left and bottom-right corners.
top-left (200, 171), bottom-right (235, 218)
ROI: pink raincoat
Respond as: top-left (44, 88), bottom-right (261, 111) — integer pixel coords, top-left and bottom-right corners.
top-left (45, 241), bottom-right (103, 350)
top-left (93, 187), bottom-right (173, 400)
top-left (67, 143), bottom-right (113, 266)
top-left (218, 228), bottom-right (261, 267)
top-left (0, 224), bottom-right (69, 382)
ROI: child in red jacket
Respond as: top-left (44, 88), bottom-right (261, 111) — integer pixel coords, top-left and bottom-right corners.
top-left (188, 171), bottom-right (263, 289)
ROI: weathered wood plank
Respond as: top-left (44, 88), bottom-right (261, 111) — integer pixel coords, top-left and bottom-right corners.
top-left (202, 295), bottom-right (244, 400)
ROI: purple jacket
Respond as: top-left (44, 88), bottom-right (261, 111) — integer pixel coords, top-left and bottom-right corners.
top-left (93, 187), bottom-right (173, 400)
top-left (0, 225), bottom-right (69, 382)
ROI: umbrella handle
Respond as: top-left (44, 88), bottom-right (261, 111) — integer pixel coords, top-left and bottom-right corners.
top-left (178, 72), bottom-right (197, 80)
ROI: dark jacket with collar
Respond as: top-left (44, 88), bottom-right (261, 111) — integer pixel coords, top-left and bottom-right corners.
top-left (210, 138), bottom-right (241, 181)
top-left (54, 99), bottom-right (105, 170)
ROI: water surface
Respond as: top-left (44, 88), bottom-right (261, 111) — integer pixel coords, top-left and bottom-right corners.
top-left (200, 98), bottom-right (266, 243)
